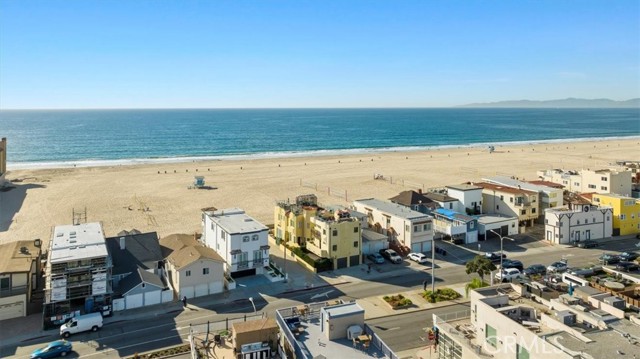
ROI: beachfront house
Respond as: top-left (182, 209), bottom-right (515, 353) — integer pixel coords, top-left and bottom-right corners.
top-left (432, 208), bottom-right (479, 244)
top-left (388, 190), bottom-right (439, 214)
top-left (160, 234), bottom-right (225, 299)
top-left (201, 208), bottom-right (270, 278)
top-left (424, 191), bottom-right (463, 212)
top-left (308, 209), bottom-right (362, 270)
top-left (476, 182), bottom-right (540, 230)
top-left (592, 193), bottom-right (640, 236)
top-left (537, 168), bottom-right (632, 196)
top-left (105, 231), bottom-right (172, 311)
top-left (274, 194), bottom-right (319, 248)
top-left (0, 240), bottom-right (41, 321)
top-left (483, 176), bottom-right (564, 213)
top-left (352, 198), bottom-right (433, 254)
top-left (544, 202), bottom-right (613, 245)
top-left (445, 184), bottom-right (484, 215)
top-left (43, 222), bottom-right (113, 329)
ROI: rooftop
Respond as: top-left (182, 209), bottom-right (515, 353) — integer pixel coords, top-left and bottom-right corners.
top-left (50, 222), bottom-right (108, 264)
top-left (354, 198), bottom-right (432, 221)
top-left (362, 228), bottom-right (387, 242)
top-left (205, 208), bottom-right (268, 234)
top-left (424, 191), bottom-right (458, 202)
top-left (594, 193), bottom-right (638, 200)
top-left (232, 317), bottom-right (278, 334)
top-left (475, 214), bottom-right (516, 225)
top-left (528, 180), bottom-right (565, 189)
top-left (276, 302), bottom-right (386, 359)
top-left (0, 240), bottom-right (40, 273)
top-left (160, 234), bottom-right (224, 269)
top-left (483, 176), bottom-right (561, 193)
top-left (388, 190), bottom-right (438, 207)
top-left (105, 231), bottom-right (162, 276)
top-left (446, 183), bottom-right (483, 191)
top-left (474, 181), bottom-right (539, 195)
top-left (117, 267), bottom-right (165, 295)
top-left (433, 208), bottom-right (474, 222)
top-left (545, 205), bottom-right (610, 214)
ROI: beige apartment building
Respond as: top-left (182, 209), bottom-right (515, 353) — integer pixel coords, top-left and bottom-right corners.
top-left (477, 182), bottom-right (539, 230)
top-left (537, 168), bottom-right (632, 196)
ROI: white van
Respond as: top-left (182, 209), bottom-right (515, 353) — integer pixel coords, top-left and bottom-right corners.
top-left (60, 312), bottom-right (103, 338)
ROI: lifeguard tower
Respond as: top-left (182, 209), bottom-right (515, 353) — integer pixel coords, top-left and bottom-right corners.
top-left (193, 176), bottom-right (205, 189)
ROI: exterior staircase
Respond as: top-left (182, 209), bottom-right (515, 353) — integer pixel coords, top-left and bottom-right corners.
top-left (389, 240), bottom-right (411, 257)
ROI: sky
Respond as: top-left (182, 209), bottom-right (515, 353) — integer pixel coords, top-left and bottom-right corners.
top-left (0, 0), bottom-right (638, 109)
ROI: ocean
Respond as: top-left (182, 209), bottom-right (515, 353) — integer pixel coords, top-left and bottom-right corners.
top-left (0, 108), bottom-right (638, 169)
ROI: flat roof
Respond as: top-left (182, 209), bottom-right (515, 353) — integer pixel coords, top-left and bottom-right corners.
top-left (50, 223), bottom-right (108, 264)
top-left (354, 198), bottom-right (432, 221)
top-left (483, 176), bottom-right (560, 193)
top-left (322, 302), bottom-right (364, 318)
top-left (362, 228), bottom-right (387, 242)
top-left (475, 214), bottom-right (517, 225)
top-left (434, 208), bottom-right (474, 222)
top-left (232, 318), bottom-right (278, 334)
top-left (206, 208), bottom-right (268, 234)
top-left (475, 182), bottom-right (538, 195)
top-left (0, 240), bottom-right (40, 273)
top-left (446, 184), bottom-right (482, 191)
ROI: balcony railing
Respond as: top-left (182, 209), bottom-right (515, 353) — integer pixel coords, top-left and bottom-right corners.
top-left (0, 285), bottom-right (28, 298)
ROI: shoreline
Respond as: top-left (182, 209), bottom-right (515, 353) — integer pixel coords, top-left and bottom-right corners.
top-left (7, 135), bottom-right (640, 170)
top-left (1, 137), bottom-right (638, 246)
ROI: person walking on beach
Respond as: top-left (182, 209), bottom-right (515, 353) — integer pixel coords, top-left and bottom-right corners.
top-left (182, 296), bottom-right (187, 308)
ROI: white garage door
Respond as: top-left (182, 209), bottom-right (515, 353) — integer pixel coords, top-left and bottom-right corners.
top-left (195, 284), bottom-right (209, 297)
top-left (144, 290), bottom-right (161, 306)
top-left (126, 293), bottom-right (143, 309)
top-left (180, 286), bottom-right (194, 299)
top-left (112, 298), bottom-right (125, 312)
top-left (209, 281), bottom-right (223, 295)
top-left (0, 301), bottom-right (24, 321)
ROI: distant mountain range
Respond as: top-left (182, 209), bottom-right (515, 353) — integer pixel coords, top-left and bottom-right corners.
top-left (459, 98), bottom-right (640, 108)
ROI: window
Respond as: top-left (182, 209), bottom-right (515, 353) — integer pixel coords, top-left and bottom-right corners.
top-left (332, 229), bottom-right (338, 236)
top-left (252, 235), bottom-right (259, 241)
top-left (620, 214), bottom-right (626, 220)
top-left (545, 219), bottom-right (548, 224)
top-left (354, 227), bottom-right (359, 233)
top-left (186, 270), bottom-right (191, 277)
top-left (142, 283), bottom-right (145, 288)
top-left (601, 186), bottom-right (608, 191)
top-left (500, 195), bottom-right (504, 201)
top-left (592, 218), bottom-right (596, 223)
top-left (413, 225), bottom-right (419, 232)
top-left (243, 236), bottom-right (250, 242)
top-left (221, 232), bottom-right (226, 240)
top-left (577, 220), bottom-right (580, 225)
top-left (574, 182), bottom-right (580, 186)
top-left (323, 229), bottom-right (326, 234)
top-left (532, 208), bottom-right (536, 214)
top-left (423, 224), bottom-right (430, 231)
top-left (405, 224), bottom-right (410, 231)
top-left (203, 268), bottom-right (209, 275)
top-left (496, 205), bottom-right (500, 210)
top-left (332, 244), bottom-right (337, 251)
top-left (588, 184), bottom-right (596, 189)
top-left (485, 324), bottom-right (497, 347)
top-left (0, 277), bottom-right (9, 290)
top-left (559, 221), bottom-right (563, 227)
top-left (601, 176), bottom-right (607, 181)
top-left (353, 241), bottom-right (358, 248)
top-left (211, 223), bottom-right (214, 229)
top-left (448, 203), bottom-right (453, 209)
top-left (510, 197), bottom-right (514, 203)
top-left (517, 344), bottom-right (530, 359)
top-left (521, 209), bottom-right (526, 215)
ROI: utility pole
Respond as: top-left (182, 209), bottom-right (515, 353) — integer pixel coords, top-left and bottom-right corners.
top-left (431, 239), bottom-right (436, 293)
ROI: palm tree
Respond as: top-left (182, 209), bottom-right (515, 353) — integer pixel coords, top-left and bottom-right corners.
top-left (465, 255), bottom-right (496, 283)
top-left (465, 277), bottom-right (488, 297)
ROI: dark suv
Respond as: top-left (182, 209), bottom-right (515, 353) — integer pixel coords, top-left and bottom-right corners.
top-left (500, 259), bottom-right (524, 271)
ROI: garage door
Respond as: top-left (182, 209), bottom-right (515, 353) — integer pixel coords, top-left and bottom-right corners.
top-left (195, 284), bottom-right (209, 297)
top-left (126, 293), bottom-right (143, 309)
top-left (0, 301), bottom-right (24, 321)
top-left (144, 290), bottom-right (161, 306)
top-left (209, 281), bottom-right (223, 295)
top-left (180, 286), bottom-right (195, 299)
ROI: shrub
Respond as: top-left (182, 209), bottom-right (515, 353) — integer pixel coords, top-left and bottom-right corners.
top-left (383, 294), bottom-right (412, 308)
top-left (422, 288), bottom-right (462, 303)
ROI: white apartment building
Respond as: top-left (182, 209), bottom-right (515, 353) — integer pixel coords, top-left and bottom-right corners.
top-left (544, 204), bottom-right (613, 245)
top-left (483, 176), bottom-right (563, 211)
top-left (477, 182), bottom-right (540, 229)
top-left (352, 198), bottom-right (433, 253)
top-left (202, 208), bottom-right (269, 278)
top-left (445, 184), bottom-right (483, 214)
top-left (537, 168), bottom-right (632, 196)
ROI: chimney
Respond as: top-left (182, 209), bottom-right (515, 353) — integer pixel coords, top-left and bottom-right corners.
top-left (119, 237), bottom-right (125, 250)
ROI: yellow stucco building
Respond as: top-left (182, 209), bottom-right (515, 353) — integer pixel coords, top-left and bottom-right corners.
top-left (592, 193), bottom-right (640, 236)
top-left (274, 194), bottom-right (362, 269)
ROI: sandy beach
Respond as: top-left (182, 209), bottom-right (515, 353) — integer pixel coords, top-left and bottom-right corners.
top-left (1, 138), bottom-right (637, 246)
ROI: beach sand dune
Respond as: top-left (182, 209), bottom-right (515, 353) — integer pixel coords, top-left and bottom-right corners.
top-left (0, 138), bottom-right (637, 246)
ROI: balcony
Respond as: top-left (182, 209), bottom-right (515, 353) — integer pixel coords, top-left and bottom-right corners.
top-left (0, 285), bottom-right (28, 298)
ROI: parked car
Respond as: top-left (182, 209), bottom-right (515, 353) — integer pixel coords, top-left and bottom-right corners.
top-left (408, 252), bottom-right (429, 264)
top-left (485, 252), bottom-right (507, 263)
top-left (615, 261), bottom-right (639, 272)
top-left (367, 253), bottom-right (385, 264)
top-left (495, 268), bottom-right (525, 282)
top-left (500, 259), bottom-right (524, 271)
top-left (577, 240), bottom-right (599, 248)
top-left (619, 252), bottom-right (639, 261)
top-left (524, 264), bottom-right (547, 276)
top-left (31, 340), bottom-right (73, 358)
top-left (547, 261), bottom-right (568, 273)
top-left (379, 249), bottom-right (403, 264)
top-left (60, 312), bottom-right (103, 338)
top-left (599, 253), bottom-right (621, 265)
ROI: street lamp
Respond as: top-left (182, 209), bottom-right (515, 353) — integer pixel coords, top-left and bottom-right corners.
top-left (248, 297), bottom-right (257, 315)
top-left (488, 229), bottom-right (515, 280)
